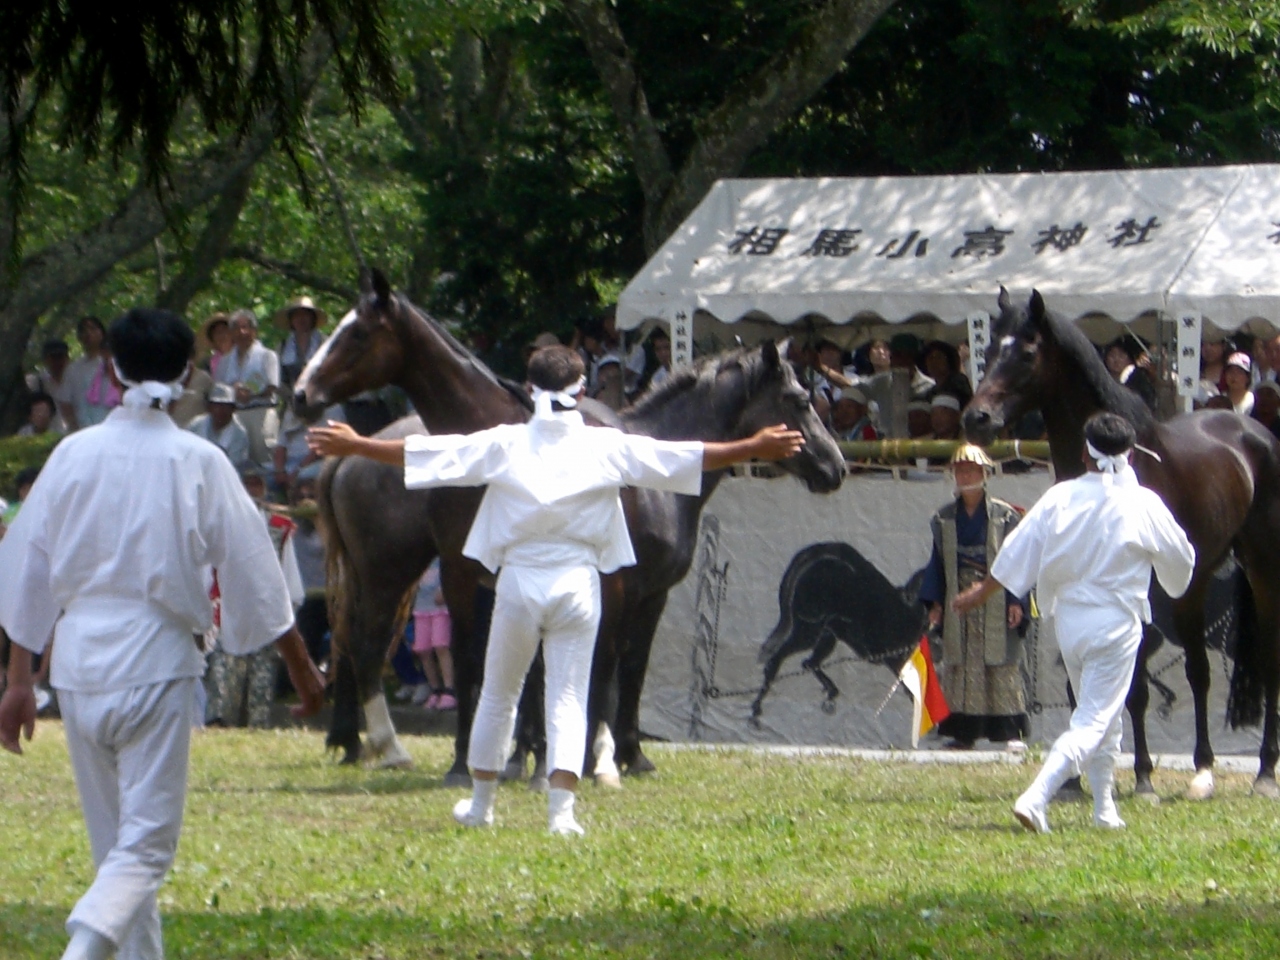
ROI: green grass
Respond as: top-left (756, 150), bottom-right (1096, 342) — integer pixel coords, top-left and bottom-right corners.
top-left (4, 726), bottom-right (1280, 959)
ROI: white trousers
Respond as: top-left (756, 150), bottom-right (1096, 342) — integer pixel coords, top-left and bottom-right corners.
top-left (468, 564), bottom-right (600, 778)
top-left (1025, 603), bottom-right (1141, 804)
top-left (59, 679), bottom-right (197, 960)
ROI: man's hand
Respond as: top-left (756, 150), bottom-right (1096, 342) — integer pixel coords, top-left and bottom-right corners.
top-left (275, 626), bottom-right (326, 719)
top-left (234, 384), bottom-right (252, 406)
top-left (953, 575), bottom-right (1000, 616)
top-left (307, 421), bottom-right (363, 459)
top-left (928, 603), bottom-right (943, 629)
top-left (749, 424), bottom-right (806, 462)
top-left (0, 684), bottom-right (37, 756)
top-left (1007, 604), bottom-right (1024, 630)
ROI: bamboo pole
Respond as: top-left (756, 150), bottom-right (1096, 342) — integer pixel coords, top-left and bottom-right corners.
top-left (837, 439), bottom-right (1050, 462)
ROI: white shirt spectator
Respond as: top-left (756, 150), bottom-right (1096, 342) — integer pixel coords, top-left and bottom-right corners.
top-left (188, 413), bottom-right (252, 468)
top-left (216, 341), bottom-right (280, 403)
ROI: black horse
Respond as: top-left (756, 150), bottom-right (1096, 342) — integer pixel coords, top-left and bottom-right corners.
top-left (964, 288), bottom-right (1280, 800)
top-left (751, 542), bottom-right (925, 721)
top-left (296, 269), bottom-right (845, 783)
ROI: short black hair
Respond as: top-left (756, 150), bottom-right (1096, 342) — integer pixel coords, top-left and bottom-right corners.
top-left (109, 308), bottom-right (194, 383)
top-left (649, 327), bottom-right (670, 343)
top-left (27, 392), bottom-right (55, 413)
top-left (41, 338), bottom-right (69, 356)
top-left (527, 345), bottom-right (586, 391)
top-left (1084, 411), bottom-right (1136, 456)
top-left (77, 315), bottom-right (106, 337)
top-left (15, 466), bottom-right (40, 490)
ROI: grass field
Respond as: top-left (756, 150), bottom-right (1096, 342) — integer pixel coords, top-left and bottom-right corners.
top-left (4, 726), bottom-right (1280, 959)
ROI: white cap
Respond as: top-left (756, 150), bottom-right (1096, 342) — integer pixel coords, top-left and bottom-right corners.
top-left (930, 394), bottom-right (961, 411)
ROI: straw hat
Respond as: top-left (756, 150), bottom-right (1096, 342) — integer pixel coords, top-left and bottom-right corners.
top-left (950, 443), bottom-right (995, 470)
top-left (274, 295), bottom-right (328, 331)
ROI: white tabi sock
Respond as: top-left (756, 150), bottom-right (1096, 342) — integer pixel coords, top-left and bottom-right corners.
top-left (548, 787), bottom-right (585, 837)
top-left (62, 924), bottom-right (115, 960)
top-left (1086, 755), bottom-right (1125, 829)
top-left (453, 778), bottom-right (497, 827)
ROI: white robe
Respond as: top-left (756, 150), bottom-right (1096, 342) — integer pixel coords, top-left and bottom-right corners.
top-left (990, 466), bottom-right (1195, 623)
top-left (403, 408), bottom-right (705, 573)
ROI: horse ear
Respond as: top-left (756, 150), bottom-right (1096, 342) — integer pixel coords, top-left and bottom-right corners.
top-left (1028, 289), bottom-right (1048, 330)
top-left (997, 286), bottom-right (1011, 312)
top-left (371, 268), bottom-right (393, 306)
top-left (359, 268), bottom-right (373, 296)
top-left (762, 339), bottom-right (782, 369)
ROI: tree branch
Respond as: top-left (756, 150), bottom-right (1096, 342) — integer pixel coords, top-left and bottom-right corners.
top-left (304, 117), bottom-right (367, 272)
top-left (652, 0), bottom-right (899, 248)
top-left (156, 165), bottom-right (257, 315)
top-left (226, 245), bottom-right (358, 300)
top-left (561, 0), bottom-right (673, 222)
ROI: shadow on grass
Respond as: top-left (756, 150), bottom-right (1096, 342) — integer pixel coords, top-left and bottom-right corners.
top-left (6, 890), bottom-right (1280, 960)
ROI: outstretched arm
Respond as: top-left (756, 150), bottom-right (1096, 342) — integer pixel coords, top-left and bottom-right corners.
top-left (952, 575), bottom-right (1003, 615)
top-left (307, 421), bottom-right (405, 466)
top-left (702, 424), bottom-right (805, 471)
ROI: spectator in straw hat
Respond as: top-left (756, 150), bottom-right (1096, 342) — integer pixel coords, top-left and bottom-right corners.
top-left (1223, 351), bottom-right (1255, 415)
top-left (920, 443), bottom-right (1028, 751)
top-left (276, 296), bottom-right (328, 391)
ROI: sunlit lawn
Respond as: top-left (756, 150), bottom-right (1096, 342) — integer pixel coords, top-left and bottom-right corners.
top-left (4, 725), bottom-right (1280, 959)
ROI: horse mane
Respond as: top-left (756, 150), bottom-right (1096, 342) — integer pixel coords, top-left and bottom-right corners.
top-left (1039, 307), bottom-right (1156, 432)
top-left (387, 292), bottom-right (533, 412)
top-left (623, 345), bottom-right (773, 429)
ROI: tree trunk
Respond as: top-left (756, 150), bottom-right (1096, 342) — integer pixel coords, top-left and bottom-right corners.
top-left (156, 166), bottom-right (257, 315)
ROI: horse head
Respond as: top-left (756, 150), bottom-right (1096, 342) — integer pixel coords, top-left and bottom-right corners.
top-left (734, 340), bottom-right (845, 493)
top-left (294, 269), bottom-right (406, 417)
top-left (962, 287), bottom-right (1052, 445)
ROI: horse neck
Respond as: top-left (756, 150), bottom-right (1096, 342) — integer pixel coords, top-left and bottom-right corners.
top-left (1038, 340), bottom-right (1157, 479)
top-left (394, 305), bottom-right (527, 433)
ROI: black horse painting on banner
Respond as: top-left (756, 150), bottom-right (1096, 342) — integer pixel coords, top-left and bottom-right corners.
top-left (751, 541), bottom-right (927, 722)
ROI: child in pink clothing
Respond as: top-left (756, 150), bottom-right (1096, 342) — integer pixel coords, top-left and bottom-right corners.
top-left (412, 559), bottom-right (455, 710)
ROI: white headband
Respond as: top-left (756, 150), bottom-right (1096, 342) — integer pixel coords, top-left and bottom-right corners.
top-left (531, 377), bottom-right (586, 418)
top-left (113, 358), bottom-right (188, 409)
top-left (1085, 438), bottom-right (1129, 474)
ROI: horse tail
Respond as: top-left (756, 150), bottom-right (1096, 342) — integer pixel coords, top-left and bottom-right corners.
top-left (1227, 560), bottom-right (1265, 729)
top-left (317, 457), bottom-right (353, 665)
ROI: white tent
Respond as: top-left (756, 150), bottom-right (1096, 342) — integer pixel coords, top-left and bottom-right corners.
top-left (617, 165), bottom-right (1280, 402)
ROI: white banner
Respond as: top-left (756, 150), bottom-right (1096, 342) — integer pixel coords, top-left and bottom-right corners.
top-left (639, 471), bottom-right (1261, 756)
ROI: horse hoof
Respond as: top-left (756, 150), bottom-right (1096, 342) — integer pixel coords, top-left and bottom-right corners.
top-left (1251, 776), bottom-right (1280, 799)
top-left (623, 752), bottom-right (657, 777)
top-left (1186, 769), bottom-right (1215, 801)
top-left (528, 775), bottom-right (550, 794)
top-left (1135, 790), bottom-right (1161, 805)
top-left (594, 771), bottom-right (622, 790)
top-left (443, 770), bottom-right (472, 789)
top-left (367, 741), bottom-right (414, 770)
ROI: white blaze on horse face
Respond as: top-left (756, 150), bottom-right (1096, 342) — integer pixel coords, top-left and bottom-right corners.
top-left (296, 309), bottom-right (357, 402)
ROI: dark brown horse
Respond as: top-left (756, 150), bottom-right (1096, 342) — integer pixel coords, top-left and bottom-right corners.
top-left (964, 288), bottom-right (1280, 800)
top-left (296, 270), bottom-right (845, 783)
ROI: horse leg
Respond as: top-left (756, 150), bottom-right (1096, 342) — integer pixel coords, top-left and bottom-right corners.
top-left (326, 650), bottom-right (363, 764)
top-left (442, 570), bottom-right (489, 788)
top-left (1173, 584), bottom-right (1214, 800)
top-left (521, 650), bottom-right (550, 792)
top-left (1234, 532), bottom-right (1280, 798)
top-left (613, 590), bottom-right (667, 776)
top-left (585, 575), bottom-right (625, 784)
top-left (1128, 625), bottom-right (1160, 802)
top-left (355, 592), bottom-right (414, 770)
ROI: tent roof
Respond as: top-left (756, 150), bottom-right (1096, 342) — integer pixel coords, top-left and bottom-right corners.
top-left (617, 165), bottom-right (1280, 331)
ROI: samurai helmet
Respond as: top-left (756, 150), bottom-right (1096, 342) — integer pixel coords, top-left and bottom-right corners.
top-left (950, 443), bottom-right (995, 471)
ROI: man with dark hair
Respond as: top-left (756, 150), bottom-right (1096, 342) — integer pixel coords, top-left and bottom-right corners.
top-left (308, 344), bottom-right (805, 837)
top-left (26, 338), bottom-right (74, 431)
top-left (18, 392), bottom-right (61, 437)
top-left (954, 411), bottom-right (1194, 833)
top-left (0, 307), bottom-right (324, 960)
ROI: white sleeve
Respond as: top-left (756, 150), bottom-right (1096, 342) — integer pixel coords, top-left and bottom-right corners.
top-left (201, 455), bottom-right (295, 655)
top-left (608, 433), bottom-right (705, 495)
top-left (0, 479), bottom-right (59, 654)
top-left (989, 503), bottom-right (1048, 599)
top-left (1142, 494), bottom-right (1196, 600)
top-left (262, 347), bottom-right (280, 388)
top-left (280, 536), bottom-right (305, 608)
top-left (403, 428), bottom-right (511, 490)
top-left (226, 424), bottom-right (251, 468)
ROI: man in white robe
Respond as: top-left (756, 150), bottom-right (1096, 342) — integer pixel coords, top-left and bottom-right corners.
top-left (308, 345), bottom-right (805, 836)
top-left (954, 412), bottom-right (1195, 833)
top-left (0, 308), bottom-right (325, 960)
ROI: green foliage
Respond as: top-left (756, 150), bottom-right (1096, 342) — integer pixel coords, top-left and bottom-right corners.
top-left (5, 730), bottom-right (1280, 959)
top-left (0, 432), bottom-right (57, 500)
